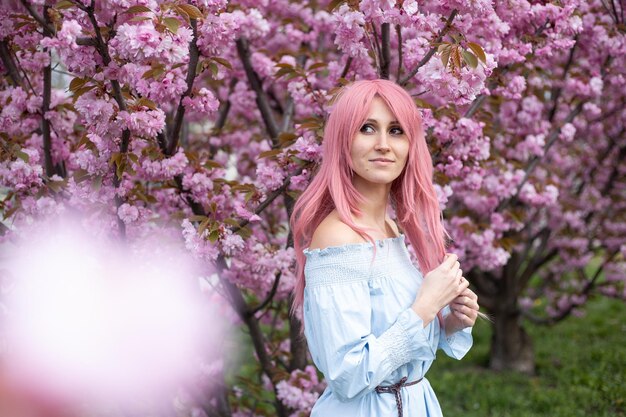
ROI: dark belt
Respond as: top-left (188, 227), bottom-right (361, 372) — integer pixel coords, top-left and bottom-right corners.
top-left (375, 376), bottom-right (423, 417)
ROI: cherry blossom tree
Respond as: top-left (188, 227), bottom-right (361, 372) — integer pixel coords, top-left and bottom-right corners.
top-left (0, 0), bottom-right (624, 415)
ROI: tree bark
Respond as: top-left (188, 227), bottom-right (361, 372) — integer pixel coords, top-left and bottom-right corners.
top-left (489, 308), bottom-right (535, 374)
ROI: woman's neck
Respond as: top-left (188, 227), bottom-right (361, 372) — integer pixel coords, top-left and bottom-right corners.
top-left (352, 181), bottom-right (393, 237)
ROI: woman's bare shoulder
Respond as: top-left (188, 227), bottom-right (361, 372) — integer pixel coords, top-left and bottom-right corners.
top-left (308, 211), bottom-right (365, 250)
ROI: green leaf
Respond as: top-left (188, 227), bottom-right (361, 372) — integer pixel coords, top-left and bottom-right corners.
top-left (91, 176), bottom-right (101, 193)
top-left (126, 5), bottom-right (152, 14)
top-left (128, 16), bottom-right (152, 22)
top-left (209, 61), bottom-right (219, 78)
top-left (136, 97), bottom-right (157, 110)
top-left (327, 0), bottom-right (346, 11)
top-left (275, 67), bottom-right (295, 78)
top-left (235, 226), bottom-right (252, 239)
top-left (198, 218), bottom-right (211, 236)
top-left (15, 150), bottom-right (29, 162)
top-left (69, 77), bottom-right (88, 92)
top-left (73, 168), bottom-right (90, 183)
top-left (72, 85), bottom-right (95, 101)
top-left (178, 4), bottom-right (203, 19)
top-left (47, 179), bottom-right (66, 193)
top-left (211, 56), bottom-right (233, 69)
top-left (414, 98), bottom-right (434, 109)
top-left (308, 62), bottom-right (327, 71)
top-left (204, 160), bottom-right (223, 169)
top-left (163, 17), bottom-right (180, 34)
top-left (258, 149), bottom-right (282, 159)
top-left (467, 42), bottom-right (487, 63)
top-left (278, 132), bottom-right (298, 145)
top-left (3, 205), bottom-right (20, 221)
top-left (142, 66), bottom-right (165, 79)
top-left (208, 229), bottom-right (220, 243)
top-left (109, 152), bottom-right (122, 166)
top-left (440, 49), bottom-right (451, 68)
top-left (188, 215), bottom-right (208, 223)
top-left (461, 50), bottom-right (478, 69)
top-left (54, 0), bottom-right (74, 10)
top-left (116, 159), bottom-right (125, 180)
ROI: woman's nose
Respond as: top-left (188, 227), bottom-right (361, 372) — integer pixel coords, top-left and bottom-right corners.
top-left (374, 133), bottom-right (390, 152)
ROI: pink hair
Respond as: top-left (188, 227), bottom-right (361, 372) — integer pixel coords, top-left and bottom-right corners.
top-left (290, 79), bottom-right (447, 313)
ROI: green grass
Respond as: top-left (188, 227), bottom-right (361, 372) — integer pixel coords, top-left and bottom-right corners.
top-left (430, 297), bottom-right (626, 417)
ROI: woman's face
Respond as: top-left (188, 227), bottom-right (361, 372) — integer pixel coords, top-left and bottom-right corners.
top-left (350, 97), bottom-right (409, 190)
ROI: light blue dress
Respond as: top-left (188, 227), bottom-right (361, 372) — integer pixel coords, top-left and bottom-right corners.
top-left (303, 235), bottom-right (472, 417)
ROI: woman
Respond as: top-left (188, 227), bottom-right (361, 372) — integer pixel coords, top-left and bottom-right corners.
top-left (290, 79), bottom-right (480, 417)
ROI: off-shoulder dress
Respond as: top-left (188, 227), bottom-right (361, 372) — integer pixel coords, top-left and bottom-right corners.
top-left (303, 235), bottom-right (473, 417)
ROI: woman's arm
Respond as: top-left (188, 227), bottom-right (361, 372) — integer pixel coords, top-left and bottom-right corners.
top-left (304, 275), bottom-right (436, 401)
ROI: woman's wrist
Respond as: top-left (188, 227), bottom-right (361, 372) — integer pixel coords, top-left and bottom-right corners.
top-left (411, 298), bottom-right (439, 326)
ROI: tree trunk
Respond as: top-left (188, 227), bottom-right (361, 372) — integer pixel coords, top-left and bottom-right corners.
top-left (489, 309), bottom-right (535, 374)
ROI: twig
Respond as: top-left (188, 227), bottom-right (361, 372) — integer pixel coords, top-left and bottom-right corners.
top-left (496, 101), bottom-right (584, 213)
top-left (80, 0), bottom-right (130, 236)
top-left (399, 9), bottom-right (458, 85)
top-left (281, 54), bottom-right (308, 132)
top-left (548, 36), bottom-right (578, 122)
top-left (247, 272), bottom-right (282, 317)
top-left (380, 23), bottom-right (391, 79)
top-left (167, 18), bottom-right (200, 156)
top-left (524, 250), bottom-right (619, 325)
top-left (214, 255), bottom-right (288, 417)
top-left (236, 37), bottom-right (280, 141)
top-left (41, 5), bottom-right (54, 178)
top-left (231, 164), bottom-right (309, 235)
top-left (19, 0), bottom-right (55, 34)
top-left (339, 56), bottom-right (353, 80)
top-left (395, 24), bottom-right (403, 81)
top-left (214, 78), bottom-right (237, 133)
top-left (0, 40), bottom-right (23, 87)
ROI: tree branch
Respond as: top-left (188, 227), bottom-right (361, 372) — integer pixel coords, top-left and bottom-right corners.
top-left (19, 0), bottom-right (55, 34)
top-left (80, 1), bottom-right (130, 236)
top-left (214, 78), bottom-right (238, 133)
top-left (399, 9), bottom-right (458, 86)
top-left (236, 37), bottom-right (280, 142)
top-left (247, 272), bottom-right (281, 317)
top-left (41, 5), bottom-right (54, 178)
top-left (463, 94), bottom-right (487, 118)
top-left (524, 250), bottom-right (619, 325)
top-left (380, 23), bottom-right (391, 80)
top-left (548, 36), bottom-right (578, 122)
top-left (167, 18), bottom-right (200, 156)
top-left (496, 101), bottom-right (584, 213)
top-left (0, 40), bottom-right (23, 87)
top-left (339, 56), bottom-right (353, 81)
top-left (281, 54), bottom-right (308, 132)
top-left (215, 256), bottom-right (288, 417)
top-left (231, 164), bottom-right (309, 235)
top-left (395, 24), bottom-right (403, 82)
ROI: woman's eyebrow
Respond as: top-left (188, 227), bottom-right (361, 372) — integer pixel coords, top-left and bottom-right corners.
top-left (363, 118), bottom-right (401, 124)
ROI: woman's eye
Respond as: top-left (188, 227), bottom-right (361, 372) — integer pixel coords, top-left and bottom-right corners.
top-left (390, 126), bottom-right (404, 135)
top-left (360, 124), bottom-right (375, 134)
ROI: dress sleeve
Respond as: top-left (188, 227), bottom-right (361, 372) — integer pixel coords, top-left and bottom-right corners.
top-left (303, 251), bottom-right (436, 402)
top-left (437, 305), bottom-right (473, 359)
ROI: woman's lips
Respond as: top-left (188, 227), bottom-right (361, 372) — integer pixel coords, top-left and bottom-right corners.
top-left (369, 158), bottom-right (395, 164)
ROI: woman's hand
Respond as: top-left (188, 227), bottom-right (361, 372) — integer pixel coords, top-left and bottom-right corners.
top-left (411, 254), bottom-right (469, 325)
top-left (444, 287), bottom-right (479, 335)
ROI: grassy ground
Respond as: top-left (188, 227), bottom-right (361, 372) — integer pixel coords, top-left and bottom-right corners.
top-left (430, 297), bottom-right (626, 417)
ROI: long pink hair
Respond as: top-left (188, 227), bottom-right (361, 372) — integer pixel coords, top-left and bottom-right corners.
top-left (290, 79), bottom-right (447, 312)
